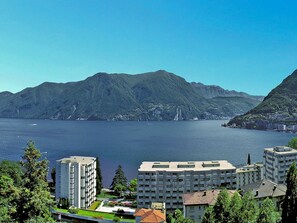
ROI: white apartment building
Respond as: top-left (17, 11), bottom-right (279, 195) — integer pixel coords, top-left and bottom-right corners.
top-left (137, 161), bottom-right (236, 212)
top-left (263, 146), bottom-right (297, 184)
top-left (236, 163), bottom-right (263, 188)
top-left (56, 156), bottom-right (96, 208)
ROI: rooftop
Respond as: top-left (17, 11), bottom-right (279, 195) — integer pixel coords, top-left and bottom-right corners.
top-left (264, 146), bottom-right (297, 155)
top-left (57, 156), bottom-right (96, 165)
top-left (236, 163), bottom-right (263, 173)
top-left (241, 179), bottom-right (287, 198)
top-left (183, 190), bottom-right (236, 206)
top-left (134, 209), bottom-right (166, 223)
top-left (139, 161), bottom-right (235, 172)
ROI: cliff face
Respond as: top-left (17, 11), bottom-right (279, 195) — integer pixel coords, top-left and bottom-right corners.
top-left (0, 70), bottom-right (262, 121)
top-left (228, 69), bottom-right (297, 129)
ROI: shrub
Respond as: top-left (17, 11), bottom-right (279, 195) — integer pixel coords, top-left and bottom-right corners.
top-left (117, 209), bottom-right (125, 214)
top-left (68, 207), bottom-right (79, 214)
top-left (113, 216), bottom-right (121, 222)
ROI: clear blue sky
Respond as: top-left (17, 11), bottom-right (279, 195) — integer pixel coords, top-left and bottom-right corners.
top-left (0, 0), bottom-right (297, 95)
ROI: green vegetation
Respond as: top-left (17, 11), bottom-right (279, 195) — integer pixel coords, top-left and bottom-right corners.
top-left (202, 190), bottom-right (280, 223)
top-left (55, 208), bottom-right (134, 222)
top-left (288, 138), bottom-right (297, 149)
top-left (0, 141), bottom-right (55, 222)
top-left (96, 156), bottom-right (103, 194)
top-left (167, 209), bottom-right (194, 223)
top-left (88, 201), bottom-right (102, 211)
top-left (282, 162), bottom-right (297, 222)
top-left (97, 191), bottom-right (118, 199)
top-left (111, 165), bottom-right (128, 195)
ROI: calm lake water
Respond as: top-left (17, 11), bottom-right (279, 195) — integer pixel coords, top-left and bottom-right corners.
top-left (0, 119), bottom-right (294, 186)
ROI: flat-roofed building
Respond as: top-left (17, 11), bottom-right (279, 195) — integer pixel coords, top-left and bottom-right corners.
top-left (137, 161), bottom-right (236, 212)
top-left (183, 190), bottom-right (236, 223)
top-left (263, 146), bottom-right (297, 184)
top-left (236, 163), bottom-right (264, 188)
top-left (56, 156), bottom-right (96, 208)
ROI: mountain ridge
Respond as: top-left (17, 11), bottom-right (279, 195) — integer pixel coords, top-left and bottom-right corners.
top-left (0, 70), bottom-right (262, 121)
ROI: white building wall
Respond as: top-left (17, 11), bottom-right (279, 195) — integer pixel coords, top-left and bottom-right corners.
top-left (55, 156), bottom-right (96, 209)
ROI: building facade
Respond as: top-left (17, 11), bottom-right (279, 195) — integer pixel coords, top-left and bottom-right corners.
top-left (183, 190), bottom-right (236, 223)
top-left (236, 163), bottom-right (263, 188)
top-left (137, 161), bottom-right (236, 212)
top-left (263, 146), bottom-right (297, 184)
top-left (56, 156), bottom-right (96, 208)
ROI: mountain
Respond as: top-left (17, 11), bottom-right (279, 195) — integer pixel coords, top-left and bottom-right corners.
top-left (0, 70), bottom-right (262, 121)
top-left (191, 82), bottom-right (264, 101)
top-left (228, 69), bottom-right (297, 129)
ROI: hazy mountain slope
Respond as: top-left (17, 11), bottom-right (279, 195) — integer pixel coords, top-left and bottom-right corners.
top-left (228, 69), bottom-right (297, 129)
top-left (0, 70), bottom-right (262, 121)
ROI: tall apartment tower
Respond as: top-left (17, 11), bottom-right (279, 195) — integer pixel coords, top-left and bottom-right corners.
top-left (263, 146), bottom-right (297, 184)
top-left (55, 156), bottom-right (96, 208)
top-left (137, 161), bottom-right (236, 212)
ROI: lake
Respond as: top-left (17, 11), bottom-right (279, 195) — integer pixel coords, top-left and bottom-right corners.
top-left (0, 119), bottom-right (294, 186)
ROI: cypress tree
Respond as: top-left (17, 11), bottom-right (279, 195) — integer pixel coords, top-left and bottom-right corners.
top-left (247, 153), bottom-right (251, 165)
top-left (96, 157), bottom-right (103, 194)
top-left (240, 191), bottom-right (258, 223)
top-left (282, 162), bottom-right (297, 223)
top-left (202, 206), bottom-right (215, 223)
top-left (229, 191), bottom-right (242, 223)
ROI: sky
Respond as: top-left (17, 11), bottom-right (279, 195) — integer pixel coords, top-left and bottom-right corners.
top-left (0, 1), bottom-right (297, 95)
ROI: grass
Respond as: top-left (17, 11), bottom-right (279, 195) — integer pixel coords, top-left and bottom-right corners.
top-left (97, 191), bottom-right (118, 199)
top-left (88, 201), bottom-right (102, 210)
top-left (55, 208), bottom-right (135, 222)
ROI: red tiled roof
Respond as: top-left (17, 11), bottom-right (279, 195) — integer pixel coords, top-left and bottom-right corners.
top-left (134, 209), bottom-right (165, 223)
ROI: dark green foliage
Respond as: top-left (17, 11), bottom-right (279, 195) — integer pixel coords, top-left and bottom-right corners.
top-left (0, 70), bottom-right (261, 120)
top-left (229, 191), bottom-right (242, 223)
top-left (257, 198), bottom-right (280, 223)
top-left (167, 209), bottom-right (195, 223)
top-left (51, 167), bottom-right (56, 185)
top-left (128, 178), bottom-right (137, 193)
top-left (240, 191), bottom-right (258, 223)
top-left (282, 162), bottom-right (297, 223)
top-left (96, 157), bottom-right (103, 194)
top-left (58, 197), bottom-right (70, 209)
top-left (247, 153), bottom-right (251, 165)
top-left (288, 138), bottom-right (297, 149)
top-left (0, 160), bottom-right (23, 187)
top-left (111, 165), bottom-right (127, 195)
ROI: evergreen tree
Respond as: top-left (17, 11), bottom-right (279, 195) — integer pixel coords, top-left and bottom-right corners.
top-left (128, 178), bottom-right (137, 193)
top-left (202, 206), bottom-right (215, 223)
top-left (257, 198), bottom-right (280, 223)
top-left (96, 156), bottom-right (103, 194)
top-left (110, 165), bottom-right (127, 195)
top-left (247, 153), bottom-right (251, 165)
top-left (282, 162), bottom-right (297, 223)
top-left (51, 167), bottom-right (56, 185)
top-left (240, 191), bottom-right (258, 223)
top-left (212, 190), bottom-right (231, 223)
top-left (17, 141), bottom-right (55, 222)
top-left (229, 191), bottom-right (242, 223)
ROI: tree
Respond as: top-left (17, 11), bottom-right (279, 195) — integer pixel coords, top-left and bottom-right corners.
top-left (96, 157), bottom-right (103, 194)
top-left (110, 165), bottom-right (127, 195)
top-left (167, 209), bottom-right (194, 223)
top-left (282, 162), bottom-right (297, 223)
top-left (288, 137), bottom-right (297, 149)
top-left (229, 191), bottom-right (242, 223)
top-left (256, 198), bottom-right (280, 223)
top-left (51, 167), bottom-right (56, 185)
top-left (247, 153), bottom-right (251, 165)
top-left (240, 191), bottom-right (258, 223)
top-left (212, 190), bottom-right (231, 223)
top-left (17, 141), bottom-right (55, 222)
top-left (0, 175), bottom-right (20, 222)
top-left (128, 178), bottom-right (137, 193)
top-left (0, 160), bottom-right (23, 187)
top-left (202, 206), bottom-right (215, 223)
